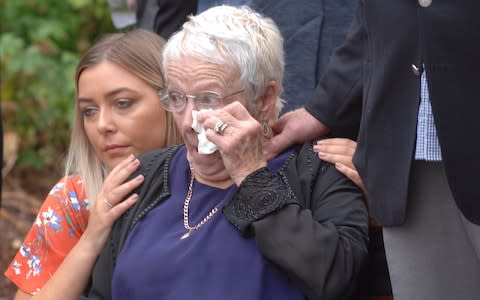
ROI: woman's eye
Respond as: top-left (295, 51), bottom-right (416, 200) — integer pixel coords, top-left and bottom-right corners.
top-left (116, 99), bottom-right (133, 109)
top-left (169, 92), bottom-right (184, 104)
top-left (199, 93), bottom-right (220, 105)
top-left (80, 107), bottom-right (97, 117)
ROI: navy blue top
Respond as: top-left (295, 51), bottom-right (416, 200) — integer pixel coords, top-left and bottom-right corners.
top-left (112, 146), bottom-right (302, 300)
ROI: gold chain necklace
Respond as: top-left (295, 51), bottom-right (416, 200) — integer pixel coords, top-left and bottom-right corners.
top-left (180, 166), bottom-right (219, 240)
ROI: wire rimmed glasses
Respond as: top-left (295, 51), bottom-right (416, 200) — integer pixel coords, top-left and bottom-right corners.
top-left (158, 88), bottom-right (244, 112)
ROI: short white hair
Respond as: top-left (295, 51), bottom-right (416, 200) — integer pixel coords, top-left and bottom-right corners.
top-left (163, 5), bottom-right (285, 115)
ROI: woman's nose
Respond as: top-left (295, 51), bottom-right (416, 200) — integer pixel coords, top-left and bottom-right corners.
top-left (179, 100), bottom-right (196, 130)
top-left (97, 109), bottom-right (116, 133)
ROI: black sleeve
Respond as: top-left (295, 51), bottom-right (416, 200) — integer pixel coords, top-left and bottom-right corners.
top-left (79, 224), bottom-right (120, 300)
top-left (305, 1), bottom-right (366, 139)
top-left (224, 148), bottom-right (369, 300)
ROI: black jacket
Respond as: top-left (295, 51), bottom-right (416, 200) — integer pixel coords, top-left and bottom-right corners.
top-left (251, 0), bottom-right (356, 112)
top-left (306, 0), bottom-right (480, 226)
top-left (136, 0), bottom-right (197, 39)
top-left (82, 142), bottom-right (368, 300)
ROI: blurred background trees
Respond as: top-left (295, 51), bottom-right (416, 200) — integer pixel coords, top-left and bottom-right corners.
top-left (1, 0), bottom-right (117, 297)
top-left (1, 0), bottom-right (115, 171)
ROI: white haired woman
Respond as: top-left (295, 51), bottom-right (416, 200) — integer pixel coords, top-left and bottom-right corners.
top-left (83, 6), bottom-right (369, 300)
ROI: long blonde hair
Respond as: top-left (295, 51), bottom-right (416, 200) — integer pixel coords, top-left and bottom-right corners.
top-left (65, 29), bottom-right (182, 205)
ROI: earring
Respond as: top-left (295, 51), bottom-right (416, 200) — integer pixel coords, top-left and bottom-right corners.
top-left (262, 120), bottom-right (272, 138)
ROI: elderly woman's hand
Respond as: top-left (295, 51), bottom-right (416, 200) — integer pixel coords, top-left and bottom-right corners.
top-left (313, 138), bottom-right (367, 195)
top-left (198, 101), bottom-right (268, 186)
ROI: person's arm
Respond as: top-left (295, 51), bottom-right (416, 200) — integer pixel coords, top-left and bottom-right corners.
top-left (305, 1), bottom-right (365, 138)
top-left (224, 143), bottom-right (369, 300)
top-left (265, 107), bottom-right (329, 160)
top-left (8, 155), bottom-right (142, 300)
top-left (266, 1), bottom-right (366, 159)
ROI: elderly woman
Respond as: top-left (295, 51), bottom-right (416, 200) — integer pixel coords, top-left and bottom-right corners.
top-left (83, 5), bottom-right (368, 300)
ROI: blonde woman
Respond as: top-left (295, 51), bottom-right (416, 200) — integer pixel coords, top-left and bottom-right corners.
top-left (5, 29), bottom-right (182, 300)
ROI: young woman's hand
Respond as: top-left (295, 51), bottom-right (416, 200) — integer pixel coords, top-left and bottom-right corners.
top-left (313, 138), bottom-right (367, 195)
top-left (83, 154), bottom-right (143, 252)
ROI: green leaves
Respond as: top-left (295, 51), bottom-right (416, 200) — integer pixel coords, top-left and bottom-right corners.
top-left (1, 0), bottom-right (115, 170)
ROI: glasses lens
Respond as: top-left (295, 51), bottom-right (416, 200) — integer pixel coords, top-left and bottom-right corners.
top-left (167, 91), bottom-right (186, 111)
top-left (197, 92), bottom-right (221, 109)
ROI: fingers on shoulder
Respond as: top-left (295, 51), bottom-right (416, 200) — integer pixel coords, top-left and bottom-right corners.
top-left (108, 193), bottom-right (139, 219)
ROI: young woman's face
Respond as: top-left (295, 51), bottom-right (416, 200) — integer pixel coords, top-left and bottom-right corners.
top-left (77, 61), bottom-right (167, 171)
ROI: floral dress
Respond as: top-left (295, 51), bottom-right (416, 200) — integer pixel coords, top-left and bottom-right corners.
top-left (4, 175), bottom-right (89, 295)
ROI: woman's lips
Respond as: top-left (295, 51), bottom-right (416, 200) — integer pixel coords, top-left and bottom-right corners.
top-left (104, 145), bottom-right (129, 155)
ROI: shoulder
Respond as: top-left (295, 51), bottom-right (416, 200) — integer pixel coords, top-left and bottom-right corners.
top-left (133, 145), bottom-right (182, 190)
top-left (285, 141), bottom-right (323, 174)
top-left (4, 177), bottom-right (89, 294)
top-left (137, 145), bottom-right (182, 173)
top-left (284, 141), bottom-right (360, 201)
top-left (123, 145), bottom-right (183, 225)
top-left (62, 174), bottom-right (87, 199)
top-left (41, 175), bottom-right (87, 211)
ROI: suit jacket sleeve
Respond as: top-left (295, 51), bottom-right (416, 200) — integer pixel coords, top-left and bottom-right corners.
top-left (151, 0), bottom-right (197, 39)
top-left (305, 1), bottom-right (366, 138)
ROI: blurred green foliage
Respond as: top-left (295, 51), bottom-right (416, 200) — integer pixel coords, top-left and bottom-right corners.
top-left (0, 0), bottom-right (116, 170)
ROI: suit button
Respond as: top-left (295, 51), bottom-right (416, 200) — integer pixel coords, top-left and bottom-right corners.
top-left (411, 64), bottom-right (422, 76)
top-left (419, 0), bottom-right (432, 7)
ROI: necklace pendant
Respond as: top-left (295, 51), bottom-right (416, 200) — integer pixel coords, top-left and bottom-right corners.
top-left (180, 229), bottom-right (193, 240)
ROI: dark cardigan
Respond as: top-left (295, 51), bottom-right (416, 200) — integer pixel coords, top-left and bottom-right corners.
top-left (82, 142), bottom-right (369, 300)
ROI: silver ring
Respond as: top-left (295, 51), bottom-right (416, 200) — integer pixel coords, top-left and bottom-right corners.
top-left (103, 198), bottom-right (113, 208)
top-left (214, 120), bottom-right (228, 135)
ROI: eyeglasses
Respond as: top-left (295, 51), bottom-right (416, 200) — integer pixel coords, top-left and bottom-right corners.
top-left (158, 88), bottom-right (244, 112)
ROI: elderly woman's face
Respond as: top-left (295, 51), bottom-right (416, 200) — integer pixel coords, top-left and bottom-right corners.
top-left (167, 56), bottom-right (247, 161)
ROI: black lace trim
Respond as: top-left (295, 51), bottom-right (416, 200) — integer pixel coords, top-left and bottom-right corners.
top-left (223, 167), bottom-right (295, 235)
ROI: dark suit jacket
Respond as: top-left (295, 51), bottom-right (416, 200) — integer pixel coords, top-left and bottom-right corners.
top-left (305, 0), bottom-right (480, 226)
top-left (252, 0), bottom-right (356, 113)
top-left (136, 0), bottom-right (197, 39)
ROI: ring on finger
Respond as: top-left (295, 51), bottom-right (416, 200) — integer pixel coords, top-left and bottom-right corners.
top-left (214, 120), bottom-right (229, 135)
top-left (103, 198), bottom-right (113, 208)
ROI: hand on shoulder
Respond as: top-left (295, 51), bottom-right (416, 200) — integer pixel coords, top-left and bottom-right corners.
top-left (265, 108), bottom-right (328, 160)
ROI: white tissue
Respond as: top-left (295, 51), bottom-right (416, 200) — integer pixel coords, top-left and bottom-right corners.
top-left (192, 109), bottom-right (218, 154)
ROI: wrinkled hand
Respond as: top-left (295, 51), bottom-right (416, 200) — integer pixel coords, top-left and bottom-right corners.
top-left (313, 138), bottom-right (367, 195)
top-left (264, 108), bottom-right (329, 160)
top-left (197, 102), bottom-right (267, 185)
top-left (82, 154), bottom-right (143, 252)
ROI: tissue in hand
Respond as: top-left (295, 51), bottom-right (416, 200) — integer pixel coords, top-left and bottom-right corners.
top-left (192, 109), bottom-right (218, 154)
